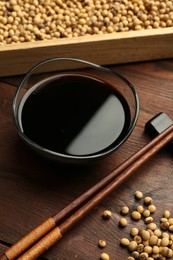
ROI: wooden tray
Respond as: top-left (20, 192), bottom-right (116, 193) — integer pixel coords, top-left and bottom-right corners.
top-left (0, 27), bottom-right (173, 77)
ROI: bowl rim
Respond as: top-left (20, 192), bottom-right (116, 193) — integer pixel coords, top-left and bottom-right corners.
top-left (12, 57), bottom-right (140, 163)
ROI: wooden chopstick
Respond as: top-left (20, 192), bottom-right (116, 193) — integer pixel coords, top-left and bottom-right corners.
top-left (1, 124), bottom-right (173, 260)
top-left (16, 126), bottom-right (173, 260)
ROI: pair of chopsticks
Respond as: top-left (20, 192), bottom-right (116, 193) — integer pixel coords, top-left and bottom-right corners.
top-left (1, 124), bottom-right (173, 260)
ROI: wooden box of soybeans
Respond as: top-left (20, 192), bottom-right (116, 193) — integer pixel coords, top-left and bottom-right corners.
top-left (0, 27), bottom-right (173, 77)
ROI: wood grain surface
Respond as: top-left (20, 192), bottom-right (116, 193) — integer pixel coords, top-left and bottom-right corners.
top-left (0, 27), bottom-right (173, 77)
top-left (0, 59), bottom-right (173, 259)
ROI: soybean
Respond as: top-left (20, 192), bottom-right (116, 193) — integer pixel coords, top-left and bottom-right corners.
top-left (135, 191), bottom-right (143, 200)
top-left (102, 210), bottom-right (112, 219)
top-left (98, 240), bottom-right (106, 248)
top-left (1, 0), bottom-right (173, 45)
top-left (121, 206), bottom-right (129, 215)
top-left (131, 211), bottom-right (141, 221)
top-left (100, 252), bottom-right (109, 260)
top-left (119, 218), bottom-right (128, 227)
top-left (144, 197), bottom-right (153, 206)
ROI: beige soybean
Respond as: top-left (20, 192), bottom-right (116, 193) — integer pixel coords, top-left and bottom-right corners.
top-left (131, 211), bottom-right (141, 220)
top-left (167, 248), bottom-right (173, 257)
top-left (128, 241), bottom-right (138, 252)
top-left (137, 243), bottom-right (144, 253)
top-left (161, 247), bottom-right (173, 257)
top-left (143, 210), bottom-right (150, 218)
top-left (130, 227), bottom-right (139, 237)
top-left (102, 210), bottom-right (112, 219)
top-left (98, 240), bottom-right (106, 248)
top-left (139, 252), bottom-right (148, 259)
top-left (119, 218), bottom-right (128, 227)
top-left (147, 223), bottom-right (157, 231)
top-left (143, 240), bottom-right (149, 247)
top-left (163, 210), bottom-right (171, 218)
top-left (160, 217), bottom-right (168, 223)
top-left (168, 218), bottom-right (173, 225)
top-left (120, 238), bottom-right (130, 247)
top-left (145, 217), bottom-right (153, 224)
top-left (144, 197), bottom-right (153, 206)
top-left (134, 235), bottom-right (142, 244)
top-left (131, 251), bottom-right (139, 258)
top-left (136, 205), bottom-right (144, 214)
top-left (152, 245), bottom-right (159, 254)
top-left (161, 237), bottom-right (169, 247)
top-left (149, 235), bottom-right (158, 246)
top-left (161, 221), bottom-right (169, 230)
top-left (141, 230), bottom-right (150, 241)
top-left (144, 245), bottom-right (152, 254)
top-left (154, 229), bottom-right (162, 237)
top-left (121, 206), bottom-right (129, 215)
top-left (148, 205), bottom-right (156, 213)
top-left (151, 253), bottom-right (160, 259)
top-left (169, 225), bottom-right (173, 232)
top-left (100, 252), bottom-right (110, 260)
top-left (162, 232), bottom-right (169, 238)
top-left (135, 191), bottom-right (143, 199)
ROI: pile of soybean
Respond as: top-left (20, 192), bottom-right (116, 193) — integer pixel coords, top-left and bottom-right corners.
top-left (99, 191), bottom-right (173, 260)
top-left (0, 0), bottom-right (173, 44)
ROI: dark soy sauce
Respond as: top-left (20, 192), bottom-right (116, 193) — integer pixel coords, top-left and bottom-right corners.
top-left (19, 74), bottom-right (131, 156)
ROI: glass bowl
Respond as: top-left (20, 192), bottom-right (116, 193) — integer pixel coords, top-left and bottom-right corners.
top-left (13, 58), bottom-right (139, 164)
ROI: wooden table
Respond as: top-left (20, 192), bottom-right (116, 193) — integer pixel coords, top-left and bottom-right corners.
top-left (0, 59), bottom-right (173, 260)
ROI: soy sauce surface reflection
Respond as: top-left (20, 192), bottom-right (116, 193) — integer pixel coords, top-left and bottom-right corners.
top-left (20, 74), bottom-right (131, 156)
